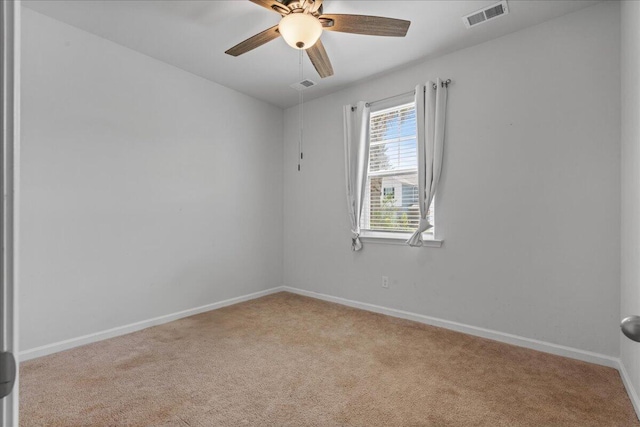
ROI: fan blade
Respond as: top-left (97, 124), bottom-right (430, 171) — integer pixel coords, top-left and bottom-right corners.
top-left (320, 14), bottom-right (410, 37)
top-left (249, 0), bottom-right (289, 16)
top-left (306, 39), bottom-right (333, 78)
top-left (225, 25), bottom-right (280, 56)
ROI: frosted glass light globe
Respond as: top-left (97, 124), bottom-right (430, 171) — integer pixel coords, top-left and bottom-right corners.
top-left (278, 13), bottom-right (323, 50)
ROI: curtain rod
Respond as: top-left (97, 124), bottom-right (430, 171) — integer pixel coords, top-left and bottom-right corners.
top-left (365, 90), bottom-right (415, 109)
top-left (358, 79), bottom-right (452, 110)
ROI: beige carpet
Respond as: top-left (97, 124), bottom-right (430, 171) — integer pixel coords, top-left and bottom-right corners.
top-left (21, 292), bottom-right (639, 426)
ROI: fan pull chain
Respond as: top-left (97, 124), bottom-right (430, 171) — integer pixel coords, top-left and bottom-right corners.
top-left (298, 50), bottom-right (304, 172)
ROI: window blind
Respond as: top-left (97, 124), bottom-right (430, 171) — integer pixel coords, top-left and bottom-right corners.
top-left (361, 102), bottom-right (434, 233)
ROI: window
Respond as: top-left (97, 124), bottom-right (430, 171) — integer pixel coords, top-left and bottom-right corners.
top-left (383, 187), bottom-right (395, 198)
top-left (360, 101), bottom-right (434, 236)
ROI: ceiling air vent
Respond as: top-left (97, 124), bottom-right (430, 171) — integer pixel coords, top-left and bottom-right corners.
top-left (289, 79), bottom-right (317, 91)
top-left (463, 1), bottom-right (509, 29)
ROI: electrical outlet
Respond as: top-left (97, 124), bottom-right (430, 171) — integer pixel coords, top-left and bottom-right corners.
top-left (382, 276), bottom-right (389, 289)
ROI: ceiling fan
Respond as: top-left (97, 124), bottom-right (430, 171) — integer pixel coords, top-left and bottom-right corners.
top-left (225, 0), bottom-right (411, 78)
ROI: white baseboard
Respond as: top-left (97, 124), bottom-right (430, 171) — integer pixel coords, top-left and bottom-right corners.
top-left (22, 284), bottom-right (619, 368)
top-left (282, 286), bottom-right (620, 369)
top-left (19, 286), bottom-right (285, 362)
top-left (619, 360), bottom-right (640, 420)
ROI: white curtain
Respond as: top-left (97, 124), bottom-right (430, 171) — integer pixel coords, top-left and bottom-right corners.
top-left (407, 79), bottom-right (448, 247)
top-left (343, 101), bottom-right (370, 251)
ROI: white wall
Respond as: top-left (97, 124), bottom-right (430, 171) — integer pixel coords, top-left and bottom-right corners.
top-left (621, 0), bottom-right (640, 411)
top-left (20, 8), bottom-right (283, 351)
top-left (284, 2), bottom-right (621, 356)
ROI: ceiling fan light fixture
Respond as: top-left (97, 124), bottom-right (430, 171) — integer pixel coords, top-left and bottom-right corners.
top-left (278, 13), bottom-right (323, 50)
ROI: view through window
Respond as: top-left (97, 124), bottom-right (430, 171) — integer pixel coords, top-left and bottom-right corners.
top-left (360, 101), bottom-right (434, 234)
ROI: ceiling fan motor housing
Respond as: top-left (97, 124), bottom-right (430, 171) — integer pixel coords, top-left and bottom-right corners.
top-left (279, 0), bottom-right (323, 16)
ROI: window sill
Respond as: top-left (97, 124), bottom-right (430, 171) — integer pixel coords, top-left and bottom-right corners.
top-left (359, 231), bottom-right (443, 248)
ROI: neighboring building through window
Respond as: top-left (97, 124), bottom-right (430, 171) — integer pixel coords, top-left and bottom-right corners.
top-left (360, 101), bottom-right (434, 235)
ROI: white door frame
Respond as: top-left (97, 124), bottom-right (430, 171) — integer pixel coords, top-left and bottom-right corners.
top-left (1, 0), bottom-right (20, 425)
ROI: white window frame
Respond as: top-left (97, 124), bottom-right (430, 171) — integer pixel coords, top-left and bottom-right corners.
top-left (359, 94), bottom-right (442, 247)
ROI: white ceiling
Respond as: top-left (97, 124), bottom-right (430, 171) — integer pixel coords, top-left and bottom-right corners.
top-left (24, 0), bottom-right (600, 108)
